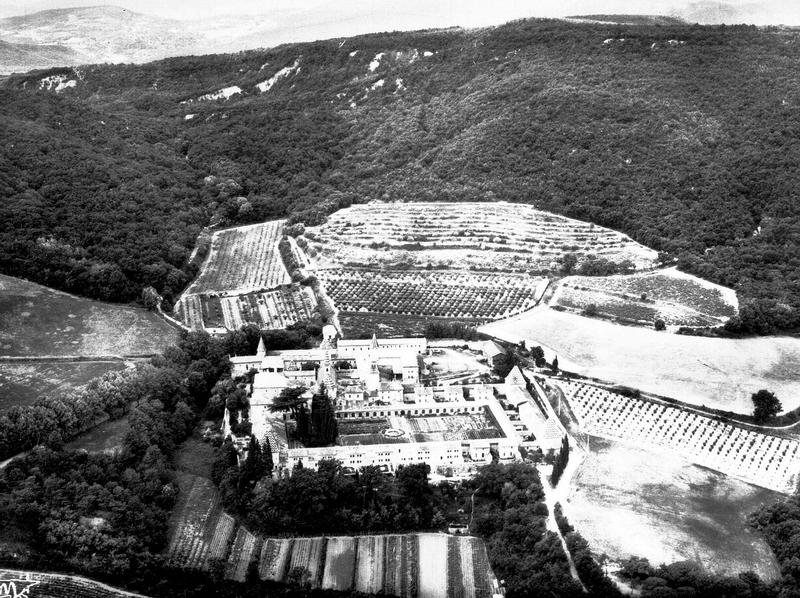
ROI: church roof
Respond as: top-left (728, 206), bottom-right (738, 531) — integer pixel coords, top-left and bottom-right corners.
top-left (505, 365), bottom-right (527, 387)
top-left (483, 340), bottom-right (506, 358)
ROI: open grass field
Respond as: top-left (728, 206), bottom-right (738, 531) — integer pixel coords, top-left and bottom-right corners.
top-left (551, 267), bottom-right (738, 328)
top-left (0, 360), bottom-right (127, 410)
top-left (481, 307), bottom-right (800, 414)
top-left (174, 431), bottom-right (216, 479)
top-left (303, 201), bottom-right (658, 272)
top-left (0, 274), bottom-right (178, 357)
top-left (568, 437), bottom-right (782, 581)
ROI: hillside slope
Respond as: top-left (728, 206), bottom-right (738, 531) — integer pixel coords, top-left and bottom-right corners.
top-left (0, 38), bottom-right (78, 73)
top-left (1, 19), bottom-right (799, 333)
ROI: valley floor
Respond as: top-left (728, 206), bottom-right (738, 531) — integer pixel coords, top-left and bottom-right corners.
top-left (0, 273), bottom-right (178, 409)
top-left (567, 436), bottom-right (782, 581)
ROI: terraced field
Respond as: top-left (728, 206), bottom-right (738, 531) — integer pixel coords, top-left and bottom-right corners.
top-left (558, 380), bottom-right (800, 493)
top-left (303, 201), bottom-right (658, 272)
top-left (297, 202), bottom-right (659, 335)
top-left (318, 269), bottom-right (547, 320)
top-left (551, 267), bottom-right (737, 327)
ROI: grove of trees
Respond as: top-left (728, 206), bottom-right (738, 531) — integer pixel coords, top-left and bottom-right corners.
top-left (752, 389), bottom-right (782, 423)
top-left (214, 457), bottom-right (442, 535)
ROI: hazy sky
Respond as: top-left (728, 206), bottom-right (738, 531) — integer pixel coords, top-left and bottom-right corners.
top-left (2, 0), bottom-right (799, 25)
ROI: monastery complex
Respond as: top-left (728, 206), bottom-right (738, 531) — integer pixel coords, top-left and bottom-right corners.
top-left (222, 328), bottom-right (564, 476)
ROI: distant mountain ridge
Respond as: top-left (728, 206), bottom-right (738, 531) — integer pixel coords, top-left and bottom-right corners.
top-left (0, 5), bottom-right (204, 73)
top-left (565, 14), bottom-right (689, 26)
top-left (3, 2), bottom-right (799, 74)
top-left (0, 37), bottom-right (78, 73)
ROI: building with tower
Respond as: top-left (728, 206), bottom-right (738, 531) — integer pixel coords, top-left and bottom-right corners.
top-left (222, 334), bottom-right (563, 477)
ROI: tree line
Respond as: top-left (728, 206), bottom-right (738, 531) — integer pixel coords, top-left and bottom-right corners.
top-left (213, 455), bottom-right (445, 535)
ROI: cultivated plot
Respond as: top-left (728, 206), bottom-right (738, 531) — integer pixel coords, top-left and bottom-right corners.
top-left (551, 267), bottom-right (737, 328)
top-left (559, 380), bottom-right (800, 493)
top-left (63, 416), bottom-right (130, 454)
top-left (318, 269), bottom-right (547, 320)
top-left (481, 307), bottom-right (800, 414)
top-left (163, 473), bottom-right (500, 596)
top-left (186, 221), bottom-right (290, 295)
top-left (225, 527), bottom-right (260, 582)
top-left (183, 286), bottom-right (317, 331)
top-left (176, 221), bottom-right (319, 332)
top-left (164, 473), bottom-right (228, 570)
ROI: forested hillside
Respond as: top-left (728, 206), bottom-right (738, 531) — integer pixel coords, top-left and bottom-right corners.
top-left (1, 19), bottom-right (799, 332)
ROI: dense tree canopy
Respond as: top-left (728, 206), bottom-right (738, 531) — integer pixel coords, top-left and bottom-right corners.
top-left (0, 20), bottom-right (799, 332)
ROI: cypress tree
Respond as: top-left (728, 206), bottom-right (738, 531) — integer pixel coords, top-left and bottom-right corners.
top-left (262, 438), bottom-right (274, 474)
